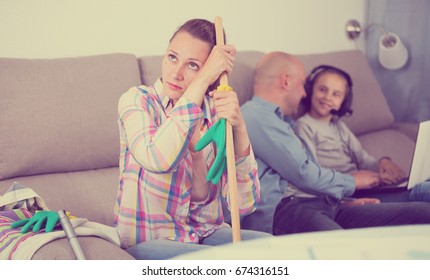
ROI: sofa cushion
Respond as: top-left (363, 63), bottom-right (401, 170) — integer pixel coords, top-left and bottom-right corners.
top-left (0, 167), bottom-right (119, 226)
top-left (0, 53), bottom-right (141, 180)
top-left (137, 51), bottom-right (265, 106)
top-left (297, 50), bottom-right (395, 135)
top-left (229, 51), bottom-right (265, 105)
top-left (357, 128), bottom-right (415, 174)
top-left (138, 55), bottom-right (162, 86)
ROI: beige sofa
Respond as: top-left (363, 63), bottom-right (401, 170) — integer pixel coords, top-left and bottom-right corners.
top-left (0, 50), bottom-right (418, 259)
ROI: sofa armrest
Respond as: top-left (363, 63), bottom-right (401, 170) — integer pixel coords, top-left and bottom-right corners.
top-left (392, 122), bottom-right (419, 142)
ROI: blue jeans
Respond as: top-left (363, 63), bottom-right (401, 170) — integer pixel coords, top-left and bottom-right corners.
top-left (126, 227), bottom-right (271, 260)
top-left (409, 180), bottom-right (430, 202)
top-left (273, 195), bottom-right (430, 235)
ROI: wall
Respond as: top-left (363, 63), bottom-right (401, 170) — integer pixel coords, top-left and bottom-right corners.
top-left (0, 0), bottom-right (365, 58)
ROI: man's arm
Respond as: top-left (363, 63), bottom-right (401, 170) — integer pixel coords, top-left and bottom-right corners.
top-left (242, 103), bottom-right (355, 199)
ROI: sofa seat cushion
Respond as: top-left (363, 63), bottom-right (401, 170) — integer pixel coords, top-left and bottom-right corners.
top-left (357, 128), bottom-right (415, 174)
top-left (0, 167), bottom-right (119, 226)
top-left (0, 53), bottom-right (141, 180)
top-left (31, 236), bottom-right (134, 260)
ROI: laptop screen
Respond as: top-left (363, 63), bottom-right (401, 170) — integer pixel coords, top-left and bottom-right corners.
top-left (408, 120), bottom-right (430, 189)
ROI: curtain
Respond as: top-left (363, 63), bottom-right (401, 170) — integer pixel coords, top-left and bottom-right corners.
top-left (365, 0), bottom-right (430, 123)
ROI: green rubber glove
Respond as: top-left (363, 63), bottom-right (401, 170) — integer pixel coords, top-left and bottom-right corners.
top-left (195, 118), bottom-right (227, 184)
top-left (11, 210), bottom-right (59, 233)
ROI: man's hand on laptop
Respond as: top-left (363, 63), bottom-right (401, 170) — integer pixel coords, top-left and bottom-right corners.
top-left (352, 170), bottom-right (380, 190)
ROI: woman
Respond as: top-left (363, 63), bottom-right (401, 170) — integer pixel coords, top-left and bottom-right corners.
top-left (114, 18), bottom-right (269, 260)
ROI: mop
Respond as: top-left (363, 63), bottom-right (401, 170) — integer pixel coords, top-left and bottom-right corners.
top-left (214, 16), bottom-right (241, 242)
top-left (57, 210), bottom-right (86, 260)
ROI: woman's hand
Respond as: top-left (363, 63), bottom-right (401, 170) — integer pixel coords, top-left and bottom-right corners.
top-left (209, 89), bottom-right (245, 130)
top-left (184, 45), bottom-right (236, 107)
top-left (209, 89), bottom-right (250, 158)
top-left (196, 44), bottom-right (236, 86)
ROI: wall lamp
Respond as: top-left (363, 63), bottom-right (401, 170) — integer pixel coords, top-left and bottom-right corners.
top-left (345, 19), bottom-right (408, 70)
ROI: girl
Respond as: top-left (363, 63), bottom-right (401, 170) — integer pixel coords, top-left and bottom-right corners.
top-left (296, 65), bottom-right (429, 203)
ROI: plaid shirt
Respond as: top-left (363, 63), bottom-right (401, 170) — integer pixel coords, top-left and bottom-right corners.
top-left (114, 80), bottom-right (260, 249)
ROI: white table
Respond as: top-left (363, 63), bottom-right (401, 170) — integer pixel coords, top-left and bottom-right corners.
top-left (175, 225), bottom-right (430, 260)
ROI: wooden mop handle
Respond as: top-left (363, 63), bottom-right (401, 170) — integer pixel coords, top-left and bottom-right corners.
top-left (214, 16), bottom-right (241, 242)
top-left (214, 17), bottom-right (229, 85)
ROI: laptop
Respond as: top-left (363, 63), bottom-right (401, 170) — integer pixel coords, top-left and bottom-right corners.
top-left (355, 119), bottom-right (430, 194)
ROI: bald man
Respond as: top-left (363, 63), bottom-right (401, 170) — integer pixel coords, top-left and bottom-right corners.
top-left (240, 51), bottom-right (430, 235)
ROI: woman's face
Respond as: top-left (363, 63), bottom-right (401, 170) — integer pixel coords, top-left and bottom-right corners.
top-left (309, 72), bottom-right (347, 121)
top-left (161, 31), bottom-right (211, 101)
